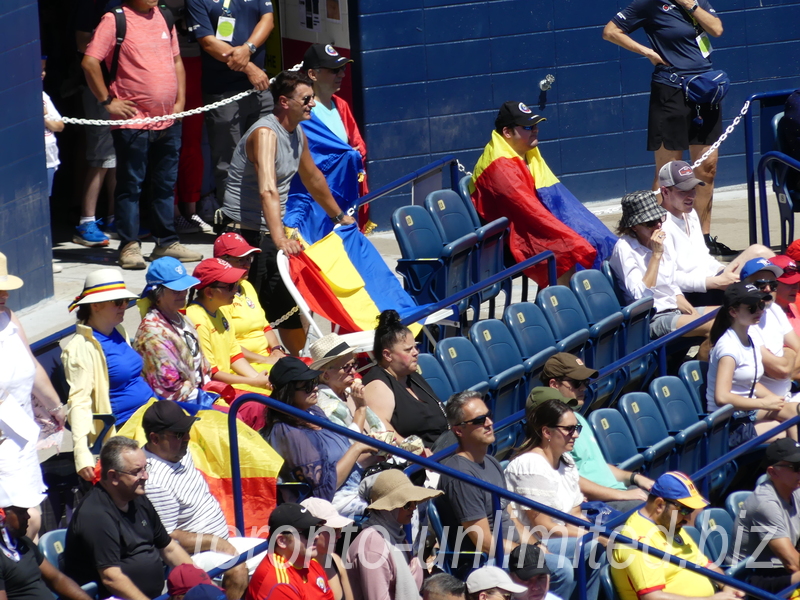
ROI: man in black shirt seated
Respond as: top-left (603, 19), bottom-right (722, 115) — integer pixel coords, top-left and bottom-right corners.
top-left (0, 489), bottom-right (92, 600)
top-left (64, 436), bottom-right (193, 600)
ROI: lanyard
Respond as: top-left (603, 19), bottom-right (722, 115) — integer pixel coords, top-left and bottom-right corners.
top-left (222, 0), bottom-right (232, 16)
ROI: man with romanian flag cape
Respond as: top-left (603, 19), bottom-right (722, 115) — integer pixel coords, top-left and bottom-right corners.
top-left (469, 101), bottom-right (617, 286)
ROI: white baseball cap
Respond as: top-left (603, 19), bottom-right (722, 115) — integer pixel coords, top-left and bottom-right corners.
top-left (466, 566), bottom-right (528, 594)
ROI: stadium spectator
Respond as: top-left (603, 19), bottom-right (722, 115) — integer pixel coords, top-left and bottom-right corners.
top-left (185, 0), bottom-right (274, 207)
top-left (465, 566), bottom-right (527, 600)
top-left (0, 253), bottom-right (65, 540)
top-left (469, 101), bottom-right (616, 286)
top-left (541, 354), bottom-right (654, 504)
top-left (82, 0), bottom-right (202, 270)
top-left (421, 573), bottom-right (466, 600)
top-left (219, 70), bottom-right (355, 355)
top-left (707, 282), bottom-right (798, 446)
top-left (739, 258), bottom-right (800, 399)
top-left (362, 310), bottom-right (448, 448)
top-left (142, 401), bottom-right (263, 600)
top-left (505, 399), bottom-right (603, 600)
top-left (345, 470), bottom-right (441, 600)
top-left (603, 0), bottom-right (729, 256)
top-left (782, 90), bottom-right (800, 195)
top-left (134, 257), bottom-right (211, 402)
top-left (42, 58), bottom-right (62, 199)
top-left (768, 255), bottom-right (800, 334)
top-left (245, 503), bottom-right (332, 600)
top-left (732, 438), bottom-right (800, 593)
top-left (64, 437), bottom-right (193, 600)
top-left (610, 472), bottom-right (742, 600)
top-left (508, 543), bottom-right (559, 600)
top-left (437, 391), bottom-right (573, 597)
top-left (212, 232), bottom-right (286, 365)
top-left (264, 357), bottom-right (377, 518)
top-left (309, 333), bottom-right (383, 434)
top-left (658, 161), bottom-right (773, 304)
top-left (301, 498), bottom-right (355, 600)
top-left (610, 190), bottom-right (712, 339)
top-left (167, 564), bottom-right (217, 600)
top-left (185, 258), bottom-right (272, 401)
top-left (62, 269), bottom-right (155, 481)
top-left (183, 584), bottom-right (227, 600)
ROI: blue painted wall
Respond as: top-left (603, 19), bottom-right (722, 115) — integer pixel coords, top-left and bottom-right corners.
top-left (1, 1), bottom-right (53, 310)
top-left (352, 0), bottom-right (800, 227)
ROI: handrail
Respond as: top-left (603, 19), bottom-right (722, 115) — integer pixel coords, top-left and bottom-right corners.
top-left (757, 150), bottom-right (800, 248)
top-left (30, 324), bottom-right (76, 353)
top-left (744, 88), bottom-right (796, 245)
top-left (226, 393), bottom-right (783, 600)
top-left (356, 155), bottom-right (459, 207)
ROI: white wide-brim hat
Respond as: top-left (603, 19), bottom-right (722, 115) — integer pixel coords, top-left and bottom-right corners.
top-left (0, 252), bottom-right (23, 291)
top-left (309, 333), bottom-right (356, 371)
top-left (69, 268), bottom-right (138, 312)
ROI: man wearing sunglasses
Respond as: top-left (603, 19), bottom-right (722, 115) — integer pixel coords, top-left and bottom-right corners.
top-left (767, 255), bottom-right (800, 336)
top-left (732, 439), bottom-right (800, 593)
top-left (221, 70), bottom-right (355, 355)
top-left (611, 471), bottom-right (743, 600)
top-left (740, 257), bottom-right (800, 401)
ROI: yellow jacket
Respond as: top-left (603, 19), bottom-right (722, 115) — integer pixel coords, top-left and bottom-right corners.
top-left (61, 323), bottom-right (128, 472)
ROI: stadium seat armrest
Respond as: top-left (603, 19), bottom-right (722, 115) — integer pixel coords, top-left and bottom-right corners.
top-left (555, 329), bottom-right (591, 353)
top-left (642, 436), bottom-right (676, 461)
top-left (621, 297), bottom-right (654, 321)
top-left (523, 347), bottom-right (558, 374)
top-left (442, 232), bottom-right (479, 257)
top-left (618, 454), bottom-right (645, 471)
top-left (674, 420), bottom-right (709, 445)
top-left (395, 259), bottom-right (443, 293)
top-left (468, 381), bottom-right (491, 397)
top-left (475, 217), bottom-right (509, 242)
top-left (589, 312), bottom-right (625, 337)
top-left (488, 365), bottom-right (526, 390)
top-left (704, 404), bottom-right (735, 427)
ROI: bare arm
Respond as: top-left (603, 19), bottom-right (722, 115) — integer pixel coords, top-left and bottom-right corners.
top-left (768, 537), bottom-right (800, 572)
top-left (331, 553), bottom-right (355, 600)
top-left (579, 476), bottom-right (647, 503)
top-left (461, 517), bottom-right (516, 556)
top-left (523, 507), bottom-right (588, 539)
top-left (362, 379), bottom-right (397, 434)
top-left (80, 55), bottom-right (137, 118)
top-left (673, 0), bottom-right (723, 36)
top-left (98, 566), bottom-right (151, 600)
top-left (159, 539), bottom-right (194, 568)
top-left (642, 230), bottom-right (666, 290)
top-left (40, 558), bottom-right (94, 600)
top-left (173, 55), bottom-right (186, 114)
top-left (713, 355), bottom-right (785, 411)
top-left (760, 346), bottom-right (796, 381)
top-left (213, 356), bottom-right (271, 388)
top-left (335, 441), bottom-right (376, 489)
top-left (76, 30), bottom-right (93, 54)
top-left (609, 465), bottom-right (655, 491)
top-left (298, 141), bottom-right (356, 225)
top-left (170, 530), bottom-right (238, 555)
top-left (223, 13), bottom-right (274, 71)
top-left (602, 21), bottom-right (668, 65)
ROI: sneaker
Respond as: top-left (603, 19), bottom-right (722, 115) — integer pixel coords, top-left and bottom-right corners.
top-left (119, 241), bottom-right (147, 270)
top-left (101, 218), bottom-right (151, 240)
top-left (190, 213), bottom-right (214, 234)
top-left (73, 221), bottom-right (110, 247)
top-left (149, 241), bottom-right (203, 263)
top-left (52, 262), bottom-right (62, 273)
top-left (175, 214), bottom-right (202, 234)
top-left (704, 234), bottom-right (740, 257)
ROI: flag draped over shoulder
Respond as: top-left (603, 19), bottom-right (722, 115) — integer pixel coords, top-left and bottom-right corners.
top-left (469, 132), bottom-right (616, 284)
top-left (119, 400), bottom-right (282, 538)
top-left (288, 224), bottom-right (423, 334)
top-left (284, 113), bottom-right (364, 245)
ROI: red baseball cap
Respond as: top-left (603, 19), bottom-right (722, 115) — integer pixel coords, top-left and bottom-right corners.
top-left (770, 255), bottom-right (800, 284)
top-left (787, 240), bottom-right (800, 264)
top-left (213, 232), bottom-right (261, 258)
top-left (166, 564), bottom-right (217, 597)
top-left (191, 258), bottom-right (247, 289)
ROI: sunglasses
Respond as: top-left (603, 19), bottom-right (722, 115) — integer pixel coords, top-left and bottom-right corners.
top-left (755, 279), bottom-right (778, 291)
top-left (519, 125), bottom-right (537, 131)
top-left (564, 378), bottom-right (589, 389)
top-left (116, 464), bottom-right (150, 478)
top-left (288, 94), bottom-right (315, 106)
top-left (642, 217), bottom-right (664, 228)
top-left (294, 378), bottom-right (319, 394)
top-left (107, 299), bottom-right (127, 307)
top-left (324, 66), bottom-right (347, 74)
top-left (666, 500), bottom-right (694, 517)
top-left (745, 300), bottom-right (767, 314)
top-left (165, 430), bottom-right (190, 441)
top-left (337, 361), bottom-right (357, 372)
top-left (402, 500), bottom-right (418, 511)
top-left (457, 411), bottom-right (493, 427)
top-left (551, 424), bottom-right (583, 436)
top-left (210, 282), bottom-right (237, 292)
top-left (773, 462), bottom-right (800, 472)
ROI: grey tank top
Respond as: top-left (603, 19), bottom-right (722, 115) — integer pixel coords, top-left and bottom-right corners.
top-left (222, 113), bottom-right (306, 232)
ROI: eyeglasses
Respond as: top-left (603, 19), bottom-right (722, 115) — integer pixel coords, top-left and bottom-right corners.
top-left (457, 411), bottom-right (493, 427)
top-left (551, 424), bottom-right (582, 436)
top-left (116, 464), bottom-right (150, 478)
top-left (165, 430), bottom-right (190, 441)
top-left (337, 362), bottom-right (357, 372)
top-left (402, 501), bottom-right (418, 511)
top-left (564, 378), bottom-right (589, 389)
top-left (107, 299), bottom-right (126, 307)
top-left (666, 500), bottom-right (694, 517)
top-left (294, 378), bottom-right (319, 394)
top-left (642, 217), bottom-right (665, 228)
top-left (773, 462), bottom-right (800, 472)
top-left (288, 94), bottom-right (315, 106)
top-left (324, 66), bottom-right (347, 75)
top-left (489, 591), bottom-right (513, 600)
top-left (755, 279), bottom-right (778, 292)
top-left (210, 282), bottom-right (237, 292)
top-left (519, 125), bottom-right (537, 131)
top-left (745, 300), bottom-right (767, 314)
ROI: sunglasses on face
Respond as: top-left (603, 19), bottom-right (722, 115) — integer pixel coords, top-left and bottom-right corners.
top-left (210, 282), bottom-right (237, 292)
top-left (773, 462), bottom-right (800, 472)
top-left (642, 217), bottom-right (664, 228)
top-left (755, 279), bottom-right (778, 291)
top-left (288, 94), bottom-right (315, 106)
top-left (564, 378), bottom-right (589, 389)
top-left (457, 411), bottom-right (493, 427)
top-left (117, 464), bottom-right (150, 478)
top-left (324, 66), bottom-right (347, 75)
top-left (519, 125), bottom-right (536, 131)
top-left (294, 378), bottom-right (319, 394)
top-left (107, 299), bottom-right (126, 307)
top-left (551, 424), bottom-right (583, 436)
top-left (745, 300), bottom-right (767, 314)
top-left (666, 500), bottom-right (694, 516)
top-left (402, 501), bottom-right (418, 511)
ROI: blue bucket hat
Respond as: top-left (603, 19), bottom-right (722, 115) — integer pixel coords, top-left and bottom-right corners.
top-left (145, 257), bottom-right (201, 292)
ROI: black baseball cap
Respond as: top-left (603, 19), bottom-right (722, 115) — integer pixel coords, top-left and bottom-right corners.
top-left (766, 438), bottom-right (800, 465)
top-left (302, 44), bottom-right (353, 70)
top-left (509, 544), bottom-right (551, 580)
top-left (268, 503), bottom-right (326, 534)
top-left (723, 282), bottom-right (771, 307)
top-left (495, 101), bottom-right (546, 130)
top-left (142, 401), bottom-right (198, 435)
top-left (268, 356), bottom-right (322, 389)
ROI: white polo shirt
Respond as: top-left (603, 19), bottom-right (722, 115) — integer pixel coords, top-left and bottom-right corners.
top-left (662, 209), bottom-right (724, 293)
top-left (610, 235), bottom-right (681, 312)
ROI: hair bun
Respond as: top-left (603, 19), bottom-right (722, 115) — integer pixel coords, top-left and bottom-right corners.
top-left (376, 309), bottom-right (402, 331)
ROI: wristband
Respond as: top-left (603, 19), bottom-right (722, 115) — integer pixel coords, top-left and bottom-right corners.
top-left (688, 1), bottom-right (699, 12)
top-left (246, 42), bottom-right (257, 54)
top-left (332, 212), bottom-right (346, 224)
top-left (629, 472), bottom-right (637, 487)
top-left (271, 345), bottom-right (286, 354)
top-left (101, 95), bottom-right (114, 106)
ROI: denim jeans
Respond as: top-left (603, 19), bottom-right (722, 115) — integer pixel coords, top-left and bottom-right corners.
top-left (544, 535), bottom-right (605, 600)
top-left (111, 122), bottom-right (181, 247)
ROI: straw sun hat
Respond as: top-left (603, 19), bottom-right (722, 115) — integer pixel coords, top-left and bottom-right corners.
top-left (0, 253), bottom-right (23, 291)
top-left (309, 333), bottom-right (355, 371)
top-left (68, 268), bottom-right (138, 312)
top-left (367, 469), bottom-right (442, 511)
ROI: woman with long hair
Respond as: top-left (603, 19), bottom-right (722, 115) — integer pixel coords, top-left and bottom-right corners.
top-left (707, 282), bottom-right (799, 444)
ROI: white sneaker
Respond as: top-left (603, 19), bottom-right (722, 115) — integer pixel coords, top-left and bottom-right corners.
top-left (191, 214), bottom-right (214, 234)
top-left (175, 214), bottom-right (201, 234)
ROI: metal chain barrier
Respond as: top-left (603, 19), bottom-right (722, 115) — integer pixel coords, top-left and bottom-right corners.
top-left (269, 305), bottom-right (299, 328)
top-left (692, 99), bottom-right (751, 169)
top-left (456, 159), bottom-right (472, 177)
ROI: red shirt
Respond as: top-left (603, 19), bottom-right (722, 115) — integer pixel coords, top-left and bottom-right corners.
top-left (246, 553), bottom-right (334, 600)
top-left (787, 303), bottom-right (800, 336)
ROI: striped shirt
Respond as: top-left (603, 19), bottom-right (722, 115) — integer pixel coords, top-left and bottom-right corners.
top-left (145, 448), bottom-right (230, 540)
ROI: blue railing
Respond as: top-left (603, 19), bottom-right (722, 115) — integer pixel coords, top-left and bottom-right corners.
top-left (757, 151), bottom-right (800, 248)
top-left (356, 155), bottom-right (461, 208)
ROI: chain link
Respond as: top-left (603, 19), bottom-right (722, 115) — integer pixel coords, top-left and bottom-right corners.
top-left (269, 305), bottom-right (299, 328)
top-left (691, 100), bottom-right (751, 169)
top-left (456, 159), bottom-right (472, 177)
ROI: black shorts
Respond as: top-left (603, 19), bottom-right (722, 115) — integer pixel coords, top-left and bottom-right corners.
top-left (224, 227), bottom-right (303, 330)
top-left (647, 81), bottom-right (723, 152)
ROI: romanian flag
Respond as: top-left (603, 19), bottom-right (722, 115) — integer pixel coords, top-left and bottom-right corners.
top-left (470, 132), bottom-right (617, 285)
top-left (288, 224), bottom-right (424, 334)
top-left (119, 399), bottom-right (282, 538)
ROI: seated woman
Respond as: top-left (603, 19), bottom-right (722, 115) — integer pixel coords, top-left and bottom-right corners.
top-left (610, 190), bottom-right (711, 340)
top-left (362, 310), bottom-right (448, 448)
top-left (62, 269), bottom-right (155, 481)
top-left (264, 357), bottom-right (376, 518)
top-left (0, 491), bottom-right (94, 600)
top-left (213, 233), bottom-right (287, 367)
top-left (134, 257), bottom-right (211, 403)
top-left (505, 399), bottom-right (603, 600)
top-left (301, 497), bottom-right (356, 600)
top-left (346, 469), bottom-right (441, 600)
top-left (309, 333), bottom-right (383, 434)
top-left (707, 282), bottom-right (799, 445)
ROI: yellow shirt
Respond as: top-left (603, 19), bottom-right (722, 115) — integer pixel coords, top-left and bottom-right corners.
top-left (611, 511), bottom-right (715, 600)
top-left (227, 279), bottom-right (270, 356)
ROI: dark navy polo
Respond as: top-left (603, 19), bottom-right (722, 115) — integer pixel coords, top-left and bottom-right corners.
top-left (613, 0), bottom-right (718, 87)
top-left (186, 0), bottom-right (273, 94)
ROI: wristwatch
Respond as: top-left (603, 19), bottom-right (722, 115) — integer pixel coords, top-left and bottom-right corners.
top-left (246, 42), bottom-right (257, 54)
top-left (100, 95), bottom-right (114, 106)
top-left (332, 212), bottom-right (347, 224)
top-left (688, 1), bottom-right (699, 12)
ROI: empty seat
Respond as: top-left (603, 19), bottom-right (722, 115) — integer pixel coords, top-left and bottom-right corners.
top-left (587, 409), bottom-right (645, 472)
top-left (725, 491), bottom-right (752, 521)
top-left (457, 175), bottom-right (483, 228)
top-left (695, 508), bottom-right (735, 566)
top-left (435, 336), bottom-right (493, 410)
top-left (679, 360), bottom-right (710, 416)
top-left (417, 353), bottom-right (455, 404)
top-left (618, 393), bottom-right (680, 477)
top-left (503, 302), bottom-right (588, 361)
top-left (649, 376), bottom-right (702, 427)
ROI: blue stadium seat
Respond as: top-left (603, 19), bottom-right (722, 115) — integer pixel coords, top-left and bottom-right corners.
top-left (457, 175), bottom-right (483, 228)
top-left (648, 378), bottom-right (708, 474)
top-left (766, 112), bottom-right (800, 251)
top-left (682, 525), bottom-right (701, 547)
top-left (39, 529), bottom-right (99, 597)
top-left (679, 360), bottom-right (710, 416)
top-left (695, 508), bottom-right (735, 566)
top-left (702, 404), bottom-right (736, 494)
top-left (536, 285), bottom-right (623, 369)
top-left (618, 393), bottom-right (680, 477)
top-left (416, 353), bottom-right (455, 404)
top-left (587, 409), bottom-right (645, 472)
top-left (503, 302), bottom-right (588, 361)
top-left (391, 205), bottom-right (477, 309)
top-left (602, 260), bottom-right (631, 305)
top-left (600, 565), bottom-right (620, 600)
top-left (725, 491), bottom-right (752, 521)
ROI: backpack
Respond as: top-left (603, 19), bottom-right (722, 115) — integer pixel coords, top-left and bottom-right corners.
top-left (103, 4), bottom-right (176, 85)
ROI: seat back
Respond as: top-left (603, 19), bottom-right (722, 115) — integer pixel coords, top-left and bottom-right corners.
top-left (536, 286), bottom-right (591, 340)
top-left (587, 409), bottom-right (641, 466)
top-left (570, 270), bottom-right (622, 324)
top-left (503, 302), bottom-right (559, 360)
top-left (457, 175), bottom-right (482, 228)
top-left (39, 529), bottom-right (67, 570)
top-left (618, 393), bottom-right (671, 448)
top-left (469, 320), bottom-right (524, 375)
top-left (600, 565), bottom-right (621, 600)
top-left (435, 337), bottom-right (492, 394)
top-left (679, 360), bottom-right (709, 415)
top-left (424, 189), bottom-right (476, 243)
top-left (603, 260), bottom-right (629, 305)
top-left (392, 205), bottom-right (445, 260)
top-left (649, 376), bottom-right (701, 430)
top-left (725, 491), bottom-right (752, 521)
top-left (695, 507), bottom-right (735, 565)
top-left (417, 353), bottom-right (455, 404)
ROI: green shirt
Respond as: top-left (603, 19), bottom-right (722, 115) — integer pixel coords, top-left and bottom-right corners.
top-left (570, 412), bottom-right (626, 490)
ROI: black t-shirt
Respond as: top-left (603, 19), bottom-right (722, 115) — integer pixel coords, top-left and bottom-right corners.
top-left (0, 537), bottom-right (50, 600)
top-left (64, 484), bottom-right (172, 599)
